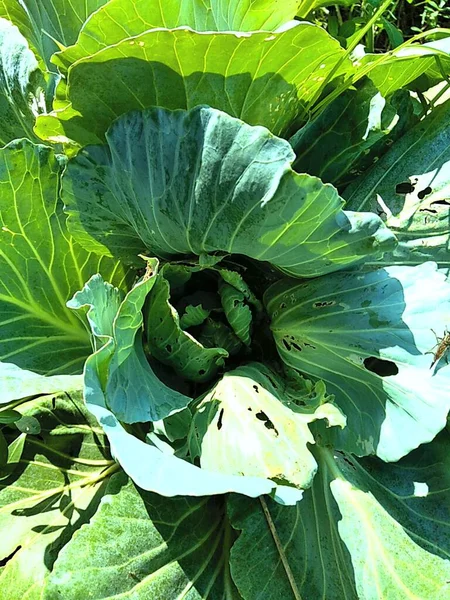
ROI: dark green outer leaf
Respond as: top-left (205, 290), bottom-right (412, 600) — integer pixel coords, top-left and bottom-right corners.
top-left (44, 472), bottom-right (242, 599)
top-left (62, 106), bottom-right (396, 278)
top-left (344, 101), bottom-right (450, 268)
top-left (0, 140), bottom-right (130, 375)
top-left (290, 81), bottom-right (417, 189)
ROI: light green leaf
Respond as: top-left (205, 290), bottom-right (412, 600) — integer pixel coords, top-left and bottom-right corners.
top-left (36, 23), bottom-right (353, 145)
top-left (229, 437), bottom-right (450, 600)
top-left (145, 274), bottom-right (228, 383)
top-left (198, 318), bottom-right (243, 356)
top-left (44, 472), bottom-right (242, 599)
top-left (344, 101), bottom-right (450, 268)
top-left (219, 283), bottom-right (252, 346)
top-left (145, 275), bottom-right (228, 381)
top-left (68, 269), bottom-right (191, 423)
top-left (0, 18), bottom-right (45, 146)
top-left (266, 262), bottom-right (450, 460)
top-left (190, 363), bottom-right (345, 490)
top-left (0, 140), bottom-right (130, 375)
top-left (290, 81), bottom-right (418, 188)
top-left (0, 0), bottom-right (108, 70)
top-left (0, 392), bottom-right (115, 599)
top-left (83, 347), bottom-right (302, 504)
top-left (62, 106), bottom-right (395, 277)
top-left (0, 362), bottom-right (82, 404)
top-left (53, 0), bottom-right (303, 78)
top-left (179, 304), bottom-right (210, 329)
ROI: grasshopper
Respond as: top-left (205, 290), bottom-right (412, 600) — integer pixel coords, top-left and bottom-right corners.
top-left (427, 328), bottom-right (450, 370)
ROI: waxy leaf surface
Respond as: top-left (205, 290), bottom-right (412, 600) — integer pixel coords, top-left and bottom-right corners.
top-left (62, 106), bottom-right (395, 277)
top-left (266, 262), bottom-right (450, 460)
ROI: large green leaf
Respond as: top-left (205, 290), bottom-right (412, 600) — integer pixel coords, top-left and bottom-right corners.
top-left (290, 80), bottom-right (418, 188)
top-left (189, 363), bottom-right (345, 490)
top-left (62, 106), bottom-right (395, 278)
top-left (0, 140), bottom-right (130, 375)
top-left (0, 0), bottom-right (108, 70)
top-left (266, 262), bottom-right (450, 460)
top-left (53, 0), bottom-right (303, 78)
top-left (44, 472), bottom-right (242, 599)
top-left (0, 18), bottom-right (45, 146)
top-left (0, 392), bottom-right (115, 598)
top-left (35, 22), bottom-right (354, 145)
top-left (344, 101), bottom-right (450, 268)
top-left (229, 437), bottom-right (450, 600)
top-left (68, 268), bottom-right (191, 423)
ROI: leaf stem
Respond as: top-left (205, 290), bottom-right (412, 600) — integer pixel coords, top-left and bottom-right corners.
top-left (259, 496), bottom-right (303, 600)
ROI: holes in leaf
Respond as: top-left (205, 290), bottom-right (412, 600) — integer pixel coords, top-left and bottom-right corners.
top-left (217, 408), bottom-right (224, 430)
top-left (396, 181), bottom-right (415, 194)
top-left (165, 344), bottom-right (172, 353)
top-left (0, 545), bottom-right (21, 567)
top-left (253, 385), bottom-right (259, 394)
top-left (363, 356), bottom-right (398, 376)
top-left (313, 300), bottom-right (334, 308)
top-left (291, 342), bottom-right (302, 352)
top-left (247, 407), bottom-right (252, 411)
top-left (282, 339), bottom-right (291, 351)
top-left (198, 369), bottom-right (206, 376)
top-left (280, 302), bottom-right (287, 309)
top-left (255, 411), bottom-right (279, 436)
top-left (417, 186), bottom-right (432, 199)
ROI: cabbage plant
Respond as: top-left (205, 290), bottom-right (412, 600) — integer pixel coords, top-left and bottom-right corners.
top-left (1, 1), bottom-right (450, 598)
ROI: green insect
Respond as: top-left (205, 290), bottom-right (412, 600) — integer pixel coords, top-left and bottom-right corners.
top-left (427, 328), bottom-right (450, 370)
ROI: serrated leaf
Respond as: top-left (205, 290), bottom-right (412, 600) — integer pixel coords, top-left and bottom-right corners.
top-left (179, 304), bottom-right (210, 329)
top-left (219, 283), bottom-right (252, 346)
top-left (0, 140), bottom-right (130, 376)
top-left (62, 106), bottom-right (395, 277)
top-left (266, 262), bottom-right (450, 460)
